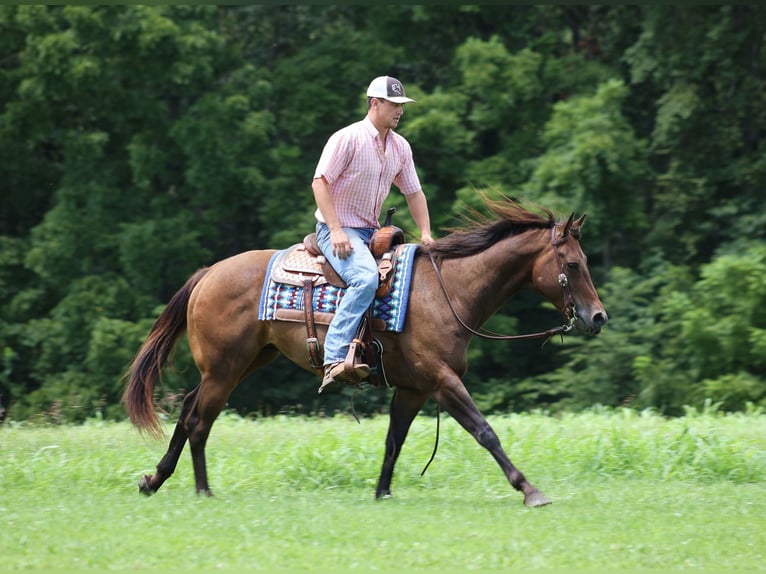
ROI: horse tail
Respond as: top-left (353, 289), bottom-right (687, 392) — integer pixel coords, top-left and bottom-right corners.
top-left (123, 267), bottom-right (210, 438)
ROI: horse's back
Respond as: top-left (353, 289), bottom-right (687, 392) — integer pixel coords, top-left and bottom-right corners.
top-left (192, 248), bottom-right (276, 301)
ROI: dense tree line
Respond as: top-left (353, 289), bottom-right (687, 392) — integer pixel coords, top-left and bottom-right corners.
top-left (1, 5), bottom-right (765, 423)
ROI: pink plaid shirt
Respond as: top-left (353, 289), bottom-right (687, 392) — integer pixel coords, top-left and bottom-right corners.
top-left (313, 116), bottom-right (422, 228)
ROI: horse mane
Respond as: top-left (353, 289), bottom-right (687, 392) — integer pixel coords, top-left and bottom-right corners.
top-left (425, 195), bottom-right (555, 261)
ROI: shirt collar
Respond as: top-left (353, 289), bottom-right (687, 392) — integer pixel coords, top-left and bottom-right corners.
top-left (363, 115), bottom-right (388, 142)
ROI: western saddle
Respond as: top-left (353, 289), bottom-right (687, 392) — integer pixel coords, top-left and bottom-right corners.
top-left (270, 208), bottom-right (405, 387)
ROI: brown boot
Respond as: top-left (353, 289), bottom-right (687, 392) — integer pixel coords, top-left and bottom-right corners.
top-left (318, 361), bottom-right (370, 394)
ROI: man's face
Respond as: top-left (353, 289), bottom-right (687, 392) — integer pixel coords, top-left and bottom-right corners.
top-left (374, 98), bottom-right (404, 129)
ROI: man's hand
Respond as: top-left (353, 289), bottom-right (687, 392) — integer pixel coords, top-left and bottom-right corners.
top-left (330, 228), bottom-right (352, 259)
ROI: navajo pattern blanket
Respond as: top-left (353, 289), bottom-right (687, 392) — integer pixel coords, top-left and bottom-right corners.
top-left (258, 244), bottom-right (418, 332)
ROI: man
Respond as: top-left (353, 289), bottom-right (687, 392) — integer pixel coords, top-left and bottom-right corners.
top-left (312, 75), bottom-right (434, 394)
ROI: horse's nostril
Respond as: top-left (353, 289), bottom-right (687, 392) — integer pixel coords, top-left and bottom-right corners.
top-left (593, 312), bottom-right (607, 327)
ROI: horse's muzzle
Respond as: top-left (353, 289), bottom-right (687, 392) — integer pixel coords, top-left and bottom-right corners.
top-left (577, 309), bottom-right (608, 335)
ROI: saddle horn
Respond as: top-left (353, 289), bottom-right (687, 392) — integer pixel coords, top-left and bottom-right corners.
top-left (383, 207), bottom-right (396, 227)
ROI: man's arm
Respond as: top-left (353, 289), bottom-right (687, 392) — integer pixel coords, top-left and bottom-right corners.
top-left (312, 176), bottom-right (353, 259)
top-left (404, 190), bottom-right (434, 246)
top-left (312, 176), bottom-right (341, 230)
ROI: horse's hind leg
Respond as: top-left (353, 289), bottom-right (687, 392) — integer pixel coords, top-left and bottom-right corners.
top-left (186, 371), bottom-right (245, 496)
top-left (375, 388), bottom-right (428, 499)
top-left (184, 346), bottom-right (280, 496)
top-left (434, 376), bottom-right (551, 507)
top-left (137, 377), bottom-right (228, 497)
top-left (139, 385), bottom-right (201, 496)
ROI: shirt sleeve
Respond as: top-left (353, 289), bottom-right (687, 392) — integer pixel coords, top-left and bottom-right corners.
top-left (393, 136), bottom-right (422, 195)
top-left (314, 128), bottom-right (353, 185)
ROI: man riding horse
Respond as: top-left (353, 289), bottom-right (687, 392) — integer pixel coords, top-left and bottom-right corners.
top-left (311, 76), bottom-right (434, 393)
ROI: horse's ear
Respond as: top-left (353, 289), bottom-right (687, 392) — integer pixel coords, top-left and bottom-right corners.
top-left (562, 212), bottom-right (575, 237)
top-left (570, 214), bottom-right (586, 239)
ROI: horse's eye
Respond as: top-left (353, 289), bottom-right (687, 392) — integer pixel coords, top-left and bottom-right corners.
top-left (567, 262), bottom-right (579, 271)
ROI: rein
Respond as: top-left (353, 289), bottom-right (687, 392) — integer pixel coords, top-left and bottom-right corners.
top-left (427, 224), bottom-right (577, 343)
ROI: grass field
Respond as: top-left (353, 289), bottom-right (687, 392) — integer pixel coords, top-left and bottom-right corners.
top-left (2, 409), bottom-right (765, 572)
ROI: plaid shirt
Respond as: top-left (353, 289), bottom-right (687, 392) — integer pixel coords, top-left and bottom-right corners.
top-left (313, 116), bottom-right (422, 228)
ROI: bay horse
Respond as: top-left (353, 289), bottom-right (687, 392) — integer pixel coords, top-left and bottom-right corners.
top-left (123, 197), bottom-right (607, 507)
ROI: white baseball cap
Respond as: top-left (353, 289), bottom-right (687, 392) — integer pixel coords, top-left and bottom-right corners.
top-left (366, 76), bottom-right (415, 104)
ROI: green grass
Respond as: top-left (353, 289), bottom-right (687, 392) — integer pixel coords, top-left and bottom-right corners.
top-left (1, 410), bottom-right (765, 571)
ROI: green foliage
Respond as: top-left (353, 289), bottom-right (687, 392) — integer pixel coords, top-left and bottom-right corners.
top-left (525, 78), bottom-right (649, 268)
top-left (629, 245), bottom-right (766, 414)
top-left (625, 5), bottom-right (766, 263)
top-left (1, 6), bottom-right (765, 421)
top-left (676, 244), bottom-right (766, 408)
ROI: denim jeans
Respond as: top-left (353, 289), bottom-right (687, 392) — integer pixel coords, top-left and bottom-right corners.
top-left (316, 223), bottom-right (378, 366)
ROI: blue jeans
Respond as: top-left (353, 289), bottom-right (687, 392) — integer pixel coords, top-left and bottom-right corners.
top-left (316, 223), bottom-right (378, 366)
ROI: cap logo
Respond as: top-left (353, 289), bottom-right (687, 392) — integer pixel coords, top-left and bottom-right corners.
top-left (388, 77), bottom-right (404, 97)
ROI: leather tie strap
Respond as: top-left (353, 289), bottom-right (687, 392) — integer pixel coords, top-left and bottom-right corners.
top-left (302, 278), bottom-right (323, 370)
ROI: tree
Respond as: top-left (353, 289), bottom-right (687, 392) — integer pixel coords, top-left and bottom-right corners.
top-left (624, 5), bottom-right (766, 265)
top-left (523, 79), bottom-right (649, 271)
top-left (2, 6), bottom-right (766, 421)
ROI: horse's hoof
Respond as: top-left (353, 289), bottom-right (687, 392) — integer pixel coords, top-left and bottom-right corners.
top-left (524, 490), bottom-right (552, 507)
top-left (375, 489), bottom-right (392, 500)
top-left (138, 475), bottom-right (155, 496)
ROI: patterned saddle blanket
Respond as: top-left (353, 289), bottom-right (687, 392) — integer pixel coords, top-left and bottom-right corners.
top-left (258, 243), bottom-right (418, 332)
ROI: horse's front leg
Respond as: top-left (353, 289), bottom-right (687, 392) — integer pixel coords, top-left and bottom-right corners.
top-left (376, 387), bottom-right (428, 499)
top-left (139, 385), bottom-right (200, 495)
top-left (433, 375), bottom-right (551, 507)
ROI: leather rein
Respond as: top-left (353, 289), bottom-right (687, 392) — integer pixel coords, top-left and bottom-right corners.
top-left (428, 224), bottom-right (577, 343)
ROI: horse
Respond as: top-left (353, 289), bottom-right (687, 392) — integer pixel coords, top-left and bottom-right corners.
top-left (123, 197), bottom-right (607, 507)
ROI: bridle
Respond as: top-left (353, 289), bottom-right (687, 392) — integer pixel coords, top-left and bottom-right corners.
top-left (428, 223), bottom-right (578, 343)
top-left (550, 224), bottom-right (578, 327)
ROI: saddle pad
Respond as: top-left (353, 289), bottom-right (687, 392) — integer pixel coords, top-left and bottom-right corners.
top-left (258, 243), bottom-right (418, 332)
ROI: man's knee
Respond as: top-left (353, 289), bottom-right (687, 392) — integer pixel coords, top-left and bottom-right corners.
top-left (352, 266), bottom-right (379, 295)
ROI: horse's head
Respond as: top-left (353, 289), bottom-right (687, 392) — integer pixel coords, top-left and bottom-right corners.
top-left (533, 213), bottom-right (607, 335)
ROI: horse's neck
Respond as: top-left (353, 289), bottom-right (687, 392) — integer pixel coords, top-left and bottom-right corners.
top-left (439, 231), bottom-right (544, 326)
